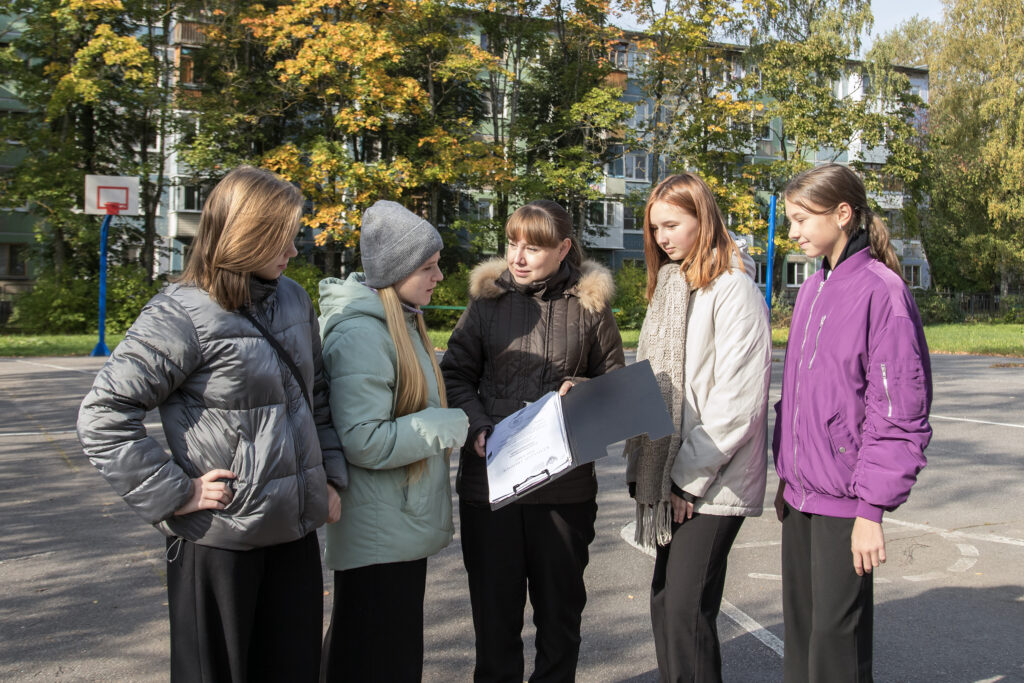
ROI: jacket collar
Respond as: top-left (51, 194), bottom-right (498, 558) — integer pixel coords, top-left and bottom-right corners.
top-left (823, 228), bottom-right (870, 276)
top-left (497, 260), bottom-right (578, 300)
top-left (825, 246), bottom-right (874, 282)
top-left (250, 275), bottom-right (279, 306)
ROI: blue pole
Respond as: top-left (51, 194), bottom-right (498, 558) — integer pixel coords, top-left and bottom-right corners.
top-left (765, 194), bottom-right (777, 314)
top-left (91, 213), bottom-right (113, 357)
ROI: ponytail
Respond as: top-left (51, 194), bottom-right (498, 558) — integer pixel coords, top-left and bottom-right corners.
top-left (864, 209), bottom-right (902, 278)
top-left (378, 286), bottom-right (449, 484)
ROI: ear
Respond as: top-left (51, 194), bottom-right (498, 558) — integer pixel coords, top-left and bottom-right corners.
top-left (557, 237), bottom-right (572, 262)
top-left (835, 202), bottom-right (854, 230)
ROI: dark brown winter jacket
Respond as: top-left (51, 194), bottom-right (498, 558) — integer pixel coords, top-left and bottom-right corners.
top-left (441, 257), bottom-right (626, 505)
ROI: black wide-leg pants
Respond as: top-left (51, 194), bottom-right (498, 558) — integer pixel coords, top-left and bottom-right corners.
top-left (459, 499), bottom-right (598, 683)
top-left (165, 532), bottom-right (323, 683)
top-left (321, 558), bottom-right (428, 683)
top-left (781, 505), bottom-right (874, 683)
top-left (650, 512), bottom-right (744, 683)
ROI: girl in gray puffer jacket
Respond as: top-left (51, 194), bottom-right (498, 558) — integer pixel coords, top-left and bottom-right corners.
top-left (77, 166), bottom-right (347, 682)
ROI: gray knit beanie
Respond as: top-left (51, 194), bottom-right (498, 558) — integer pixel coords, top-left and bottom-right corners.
top-left (359, 200), bottom-right (443, 288)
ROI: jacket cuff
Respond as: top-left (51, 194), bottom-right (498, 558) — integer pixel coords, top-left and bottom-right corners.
top-left (325, 458), bottom-right (349, 491)
top-left (855, 500), bottom-right (884, 523)
top-left (670, 482), bottom-right (696, 504)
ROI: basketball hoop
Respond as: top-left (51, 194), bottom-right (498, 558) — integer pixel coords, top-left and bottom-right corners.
top-left (84, 175), bottom-right (139, 216)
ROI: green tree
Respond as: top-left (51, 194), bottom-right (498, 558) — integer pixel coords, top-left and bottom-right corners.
top-left (748, 0), bottom-right (925, 293)
top-left (0, 0), bottom-right (184, 280)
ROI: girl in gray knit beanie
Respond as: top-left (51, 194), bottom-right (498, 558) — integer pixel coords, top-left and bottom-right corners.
top-left (317, 199), bottom-right (469, 681)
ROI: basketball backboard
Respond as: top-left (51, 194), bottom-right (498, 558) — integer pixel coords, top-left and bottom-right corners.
top-left (85, 175), bottom-right (140, 215)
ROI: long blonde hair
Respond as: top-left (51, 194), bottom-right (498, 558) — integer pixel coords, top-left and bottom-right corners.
top-left (178, 166), bottom-right (303, 311)
top-left (784, 164), bottom-right (902, 277)
top-left (378, 286), bottom-right (448, 483)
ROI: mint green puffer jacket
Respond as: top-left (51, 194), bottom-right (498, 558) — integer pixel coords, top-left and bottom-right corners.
top-left (318, 273), bottom-right (469, 571)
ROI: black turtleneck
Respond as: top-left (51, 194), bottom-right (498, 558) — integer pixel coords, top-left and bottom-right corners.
top-left (823, 228), bottom-right (870, 276)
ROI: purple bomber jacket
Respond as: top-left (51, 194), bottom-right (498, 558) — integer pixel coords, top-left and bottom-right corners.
top-left (773, 248), bottom-right (932, 523)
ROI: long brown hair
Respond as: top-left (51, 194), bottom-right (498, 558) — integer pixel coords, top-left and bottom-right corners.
top-left (784, 164), bottom-right (902, 277)
top-left (642, 173), bottom-right (741, 301)
top-left (378, 285), bottom-right (448, 484)
top-left (178, 166), bottom-right (303, 311)
top-left (505, 200), bottom-right (583, 268)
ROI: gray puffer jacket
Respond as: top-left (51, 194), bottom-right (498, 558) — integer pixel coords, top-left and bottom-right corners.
top-left (77, 276), bottom-right (347, 551)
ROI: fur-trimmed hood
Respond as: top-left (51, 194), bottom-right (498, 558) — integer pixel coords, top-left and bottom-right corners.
top-left (468, 257), bottom-right (615, 313)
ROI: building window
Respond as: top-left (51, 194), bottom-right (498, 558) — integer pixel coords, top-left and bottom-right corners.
top-left (787, 261), bottom-right (810, 287)
top-left (624, 152), bottom-right (648, 181)
top-left (623, 205), bottom-right (637, 231)
top-left (626, 100), bottom-right (651, 130)
top-left (178, 46), bottom-right (201, 87)
top-left (0, 243), bottom-right (28, 278)
top-left (753, 260), bottom-right (768, 286)
top-left (482, 90), bottom-right (505, 118)
top-left (181, 184), bottom-right (210, 212)
top-left (903, 264), bottom-right (922, 288)
top-left (588, 201), bottom-right (615, 227)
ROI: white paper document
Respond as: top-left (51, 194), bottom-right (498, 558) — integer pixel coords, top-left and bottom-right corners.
top-left (485, 391), bottom-right (573, 505)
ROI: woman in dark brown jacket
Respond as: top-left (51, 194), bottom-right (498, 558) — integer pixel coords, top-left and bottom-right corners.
top-left (441, 200), bottom-right (625, 682)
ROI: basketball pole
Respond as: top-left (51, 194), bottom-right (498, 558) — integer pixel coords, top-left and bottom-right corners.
top-left (90, 204), bottom-right (118, 357)
top-left (765, 194), bottom-right (777, 314)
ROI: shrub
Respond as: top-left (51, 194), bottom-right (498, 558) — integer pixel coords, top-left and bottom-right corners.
top-left (106, 265), bottom-right (163, 334)
top-left (11, 273), bottom-right (95, 333)
top-left (424, 262), bottom-right (470, 329)
top-left (284, 260), bottom-right (327, 314)
top-left (769, 291), bottom-right (793, 328)
top-left (999, 294), bottom-right (1024, 323)
top-left (612, 261), bottom-right (648, 329)
top-left (914, 290), bottom-right (963, 324)
top-left (11, 266), bottom-right (163, 334)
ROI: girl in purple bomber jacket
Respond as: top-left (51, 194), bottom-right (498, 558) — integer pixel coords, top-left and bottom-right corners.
top-left (773, 164), bottom-right (932, 683)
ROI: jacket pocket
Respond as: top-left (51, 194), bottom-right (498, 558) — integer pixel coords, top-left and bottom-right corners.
top-left (803, 410), bottom-right (858, 497)
top-left (877, 359), bottom-right (928, 420)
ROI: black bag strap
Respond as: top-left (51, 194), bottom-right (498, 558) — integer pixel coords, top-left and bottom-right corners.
top-left (241, 308), bottom-right (313, 412)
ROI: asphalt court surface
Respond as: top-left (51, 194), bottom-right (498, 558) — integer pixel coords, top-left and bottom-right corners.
top-left (1, 352), bottom-right (1022, 681)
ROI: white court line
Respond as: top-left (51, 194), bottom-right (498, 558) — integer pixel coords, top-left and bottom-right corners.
top-left (9, 359), bottom-right (98, 374)
top-left (1, 423), bottom-right (163, 438)
top-left (720, 600), bottom-right (785, 657)
top-left (886, 517), bottom-right (1024, 548)
top-left (620, 522), bottom-right (785, 658)
top-left (930, 414), bottom-right (1024, 430)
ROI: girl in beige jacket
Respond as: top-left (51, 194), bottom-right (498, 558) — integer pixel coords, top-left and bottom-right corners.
top-left (625, 173), bottom-right (772, 683)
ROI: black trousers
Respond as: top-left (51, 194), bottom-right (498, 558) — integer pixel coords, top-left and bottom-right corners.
top-left (165, 532), bottom-right (323, 683)
top-left (459, 499), bottom-right (598, 683)
top-left (650, 512), bottom-right (744, 683)
top-left (321, 558), bottom-right (428, 683)
top-left (781, 506), bottom-right (874, 683)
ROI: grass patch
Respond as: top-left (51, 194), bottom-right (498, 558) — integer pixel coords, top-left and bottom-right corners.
top-left (6, 323), bottom-right (1021, 358)
top-left (767, 323), bottom-right (1024, 357)
top-left (0, 334), bottom-right (126, 357)
top-left (923, 323), bottom-right (1024, 357)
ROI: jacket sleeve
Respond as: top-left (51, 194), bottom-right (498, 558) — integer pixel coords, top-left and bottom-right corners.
top-left (581, 305), bottom-right (626, 379)
top-left (672, 279), bottom-right (772, 498)
top-left (323, 322), bottom-right (468, 470)
top-left (308, 304), bottom-right (348, 491)
top-left (440, 299), bottom-right (494, 441)
top-left (853, 295), bottom-right (931, 521)
top-left (76, 294), bottom-right (201, 524)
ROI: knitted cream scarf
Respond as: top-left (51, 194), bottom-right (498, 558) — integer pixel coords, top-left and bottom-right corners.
top-left (625, 263), bottom-right (690, 548)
